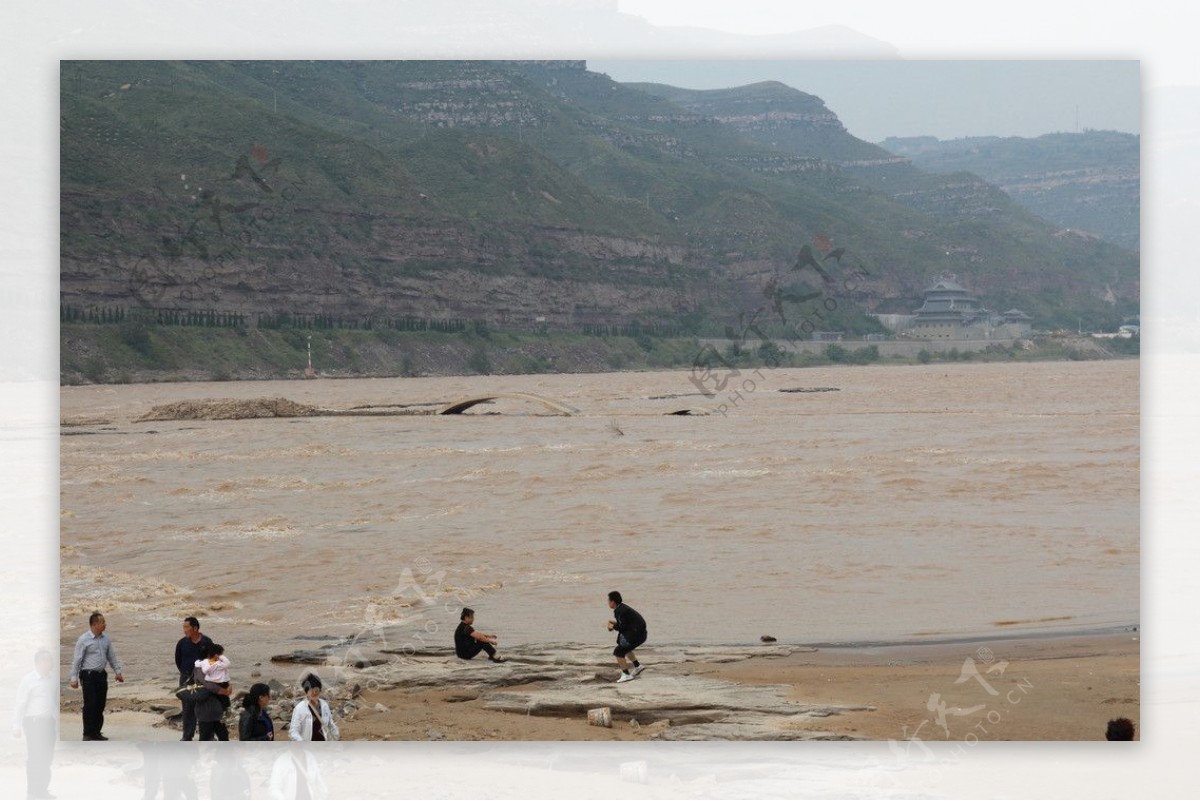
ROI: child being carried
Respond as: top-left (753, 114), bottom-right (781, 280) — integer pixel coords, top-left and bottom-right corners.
top-left (195, 643), bottom-right (232, 709)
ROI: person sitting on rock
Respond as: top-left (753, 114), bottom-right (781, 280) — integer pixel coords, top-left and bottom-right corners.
top-left (453, 608), bottom-right (505, 662)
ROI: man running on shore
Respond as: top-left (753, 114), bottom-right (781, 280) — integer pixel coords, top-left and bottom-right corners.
top-left (453, 608), bottom-right (505, 663)
top-left (174, 616), bottom-right (212, 741)
top-left (69, 611), bottom-right (124, 740)
top-left (606, 591), bottom-right (647, 683)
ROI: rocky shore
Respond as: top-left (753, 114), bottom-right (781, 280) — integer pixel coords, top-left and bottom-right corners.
top-left (59, 632), bottom-right (1137, 743)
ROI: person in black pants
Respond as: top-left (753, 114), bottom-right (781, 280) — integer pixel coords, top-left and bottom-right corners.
top-left (79, 670), bottom-right (107, 740)
top-left (138, 742), bottom-right (198, 800)
top-left (453, 608), bottom-right (505, 662)
top-left (607, 591), bottom-right (648, 683)
top-left (192, 662), bottom-right (232, 741)
top-left (69, 611), bottom-right (124, 740)
top-left (174, 616), bottom-right (213, 741)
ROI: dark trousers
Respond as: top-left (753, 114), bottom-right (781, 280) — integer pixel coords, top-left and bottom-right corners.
top-left (22, 716), bottom-right (55, 798)
top-left (456, 640), bottom-right (496, 660)
top-left (80, 670), bottom-right (108, 737)
top-left (139, 743), bottom-right (199, 800)
top-left (198, 720), bottom-right (229, 741)
top-left (614, 631), bottom-right (647, 658)
top-left (178, 674), bottom-right (198, 740)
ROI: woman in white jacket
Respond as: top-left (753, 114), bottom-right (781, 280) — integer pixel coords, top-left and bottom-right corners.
top-left (288, 674), bottom-right (339, 741)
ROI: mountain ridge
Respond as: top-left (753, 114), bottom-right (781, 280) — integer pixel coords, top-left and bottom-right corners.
top-left (60, 60), bottom-right (1139, 344)
top-left (878, 131), bottom-right (1139, 251)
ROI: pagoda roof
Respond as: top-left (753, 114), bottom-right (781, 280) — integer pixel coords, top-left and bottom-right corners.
top-left (924, 276), bottom-right (971, 294)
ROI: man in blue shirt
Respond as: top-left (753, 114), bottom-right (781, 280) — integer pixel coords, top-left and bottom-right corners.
top-left (69, 611), bottom-right (124, 741)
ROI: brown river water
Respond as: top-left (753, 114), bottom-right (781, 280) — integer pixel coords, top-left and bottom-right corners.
top-left (59, 360), bottom-right (1138, 680)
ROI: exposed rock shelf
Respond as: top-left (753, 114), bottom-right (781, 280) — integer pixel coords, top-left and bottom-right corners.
top-left (267, 641), bottom-right (871, 741)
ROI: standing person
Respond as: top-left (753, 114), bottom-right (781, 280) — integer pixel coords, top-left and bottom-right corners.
top-left (138, 742), bottom-right (199, 800)
top-left (606, 591), bottom-right (647, 684)
top-left (174, 616), bottom-right (212, 741)
top-left (270, 747), bottom-right (327, 800)
top-left (192, 660), bottom-right (233, 741)
top-left (13, 649), bottom-right (58, 799)
top-left (238, 683), bottom-right (275, 741)
top-left (288, 674), bottom-right (338, 742)
top-left (209, 748), bottom-right (251, 799)
top-left (69, 611), bottom-right (124, 740)
top-left (453, 608), bottom-right (505, 663)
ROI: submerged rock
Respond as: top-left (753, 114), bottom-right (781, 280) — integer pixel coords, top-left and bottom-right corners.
top-left (270, 649), bottom-right (334, 665)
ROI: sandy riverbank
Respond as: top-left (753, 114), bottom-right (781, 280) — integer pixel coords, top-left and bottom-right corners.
top-left (680, 632), bottom-right (1140, 741)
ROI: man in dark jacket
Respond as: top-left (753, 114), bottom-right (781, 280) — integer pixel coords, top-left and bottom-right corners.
top-left (606, 591), bottom-right (647, 683)
top-left (174, 617), bottom-right (212, 741)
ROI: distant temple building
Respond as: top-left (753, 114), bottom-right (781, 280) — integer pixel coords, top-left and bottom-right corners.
top-left (910, 275), bottom-right (988, 337)
top-left (872, 274), bottom-right (1034, 340)
top-left (1000, 308), bottom-right (1034, 328)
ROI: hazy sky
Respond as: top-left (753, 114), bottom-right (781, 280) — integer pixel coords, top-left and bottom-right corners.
top-left (590, 60), bottom-right (1140, 142)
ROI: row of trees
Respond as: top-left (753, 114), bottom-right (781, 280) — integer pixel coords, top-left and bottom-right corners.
top-left (61, 305), bottom-right (248, 328)
top-left (60, 305), bottom-right (685, 339)
top-left (60, 305), bottom-right (474, 333)
top-left (579, 321), bottom-right (681, 338)
top-left (256, 313), bottom-right (470, 332)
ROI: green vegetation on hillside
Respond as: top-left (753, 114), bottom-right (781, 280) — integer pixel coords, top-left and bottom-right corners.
top-left (62, 320), bottom-right (1136, 386)
top-left (61, 60), bottom-right (1139, 383)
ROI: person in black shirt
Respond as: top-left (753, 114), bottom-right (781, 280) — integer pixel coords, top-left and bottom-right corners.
top-left (453, 608), bottom-right (505, 662)
top-left (238, 683), bottom-right (275, 741)
top-left (174, 616), bottom-right (213, 741)
top-left (607, 591), bottom-right (647, 683)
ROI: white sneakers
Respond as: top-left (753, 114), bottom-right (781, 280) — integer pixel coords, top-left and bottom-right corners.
top-left (616, 665), bottom-right (646, 683)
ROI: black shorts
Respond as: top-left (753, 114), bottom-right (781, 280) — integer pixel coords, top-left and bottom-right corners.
top-left (613, 632), bottom-right (646, 658)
